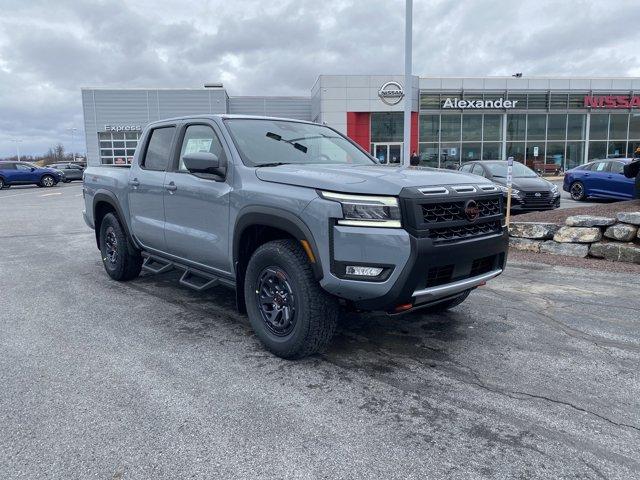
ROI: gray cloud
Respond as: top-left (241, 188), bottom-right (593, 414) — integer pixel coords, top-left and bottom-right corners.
top-left (0, 0), bottom-right (638, 156)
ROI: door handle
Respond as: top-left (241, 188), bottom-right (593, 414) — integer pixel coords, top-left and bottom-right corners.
top-left (166, 182), bottom-right (177, 192)
top-left (129, 178), bottom-right (140, 187)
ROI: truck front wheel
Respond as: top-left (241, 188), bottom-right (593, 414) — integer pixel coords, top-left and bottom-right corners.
top-left (244, 239), bottom-right (339, 359)
top-left (99, 213), bottom-right (142, 281)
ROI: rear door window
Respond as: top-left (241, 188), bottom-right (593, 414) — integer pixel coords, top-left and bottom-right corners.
top-left (593, 161), bottom-right (607, 172)
top-left (143, 127), bottom-right (176, 171)
top-left (460, 163), bottom-right (472, 173)
top-left (471, 164), bottom-right (485, 176)
top-left (609, 162), bottom-right (624, 174)
top-left (0, 163), bottom-right (15, 170)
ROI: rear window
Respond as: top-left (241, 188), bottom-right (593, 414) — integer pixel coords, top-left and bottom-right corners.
top-left (143, 127), bottom-right (175, 171)
top-left (609, 162), bottom-right (625, 174)
top-left (0, 163), bottom-right (15, 170)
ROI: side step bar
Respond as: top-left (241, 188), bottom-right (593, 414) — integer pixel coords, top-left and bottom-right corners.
top-left (141, 253), bottom-right (233, 292)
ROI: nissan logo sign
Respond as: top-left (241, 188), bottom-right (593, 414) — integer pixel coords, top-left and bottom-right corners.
top-left (378, 81), bottom-right (405, 105)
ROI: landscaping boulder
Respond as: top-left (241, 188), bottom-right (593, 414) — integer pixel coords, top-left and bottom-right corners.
top-left (509, 222), bottom-right (558, 240)
top-left (553, 226), bottom-right (602, 243)
top-left (590, 242), bottom-right (640, 264)
top-left (604, 223), bottom-right (638, 242)
top-left (540, 241), bottom-right (589, 257)
top-left (616, 212), bottom-right (640, 226)
top-left (565, 215), bottom-right (616, 227)
top-left (509, 237), bottom-right (542, 253)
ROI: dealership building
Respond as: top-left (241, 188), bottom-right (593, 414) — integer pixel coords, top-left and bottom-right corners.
top-left (82, 75), bottom-right (640, 170)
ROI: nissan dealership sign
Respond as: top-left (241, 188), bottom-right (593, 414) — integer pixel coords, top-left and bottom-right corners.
top-left (584, 95), bottom-right (640, 109)
top-left (442, 97), bottom-right (519, 109)
top-left (104, 125), bottom-right (142, 132)
top-left (378, 81), bottom-right (405, 105)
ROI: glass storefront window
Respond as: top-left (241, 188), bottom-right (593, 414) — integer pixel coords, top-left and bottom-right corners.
top-left (527, 94), bottom-right (547, 109)
top-left (419, 142), bottom-right (439, 167)
top-left (98, 131), bottom-right (140, 164)
top-left (629, 114), bottom-right (640, 139)
top-left (569, 94), bottom-right (587, 109)
top-left (420, 114), bottom-right (440, 142)
top-left (506, 142), bottom-right (525, 163)
top-left (463, 93), bottom-right (483, 102)
top-left (525, 143), bottom-right (545, 168)
top-left (482, 142), bottom-right (501, 160)
top-left (461, 142), bottom-right (481, 161)
top-left (546, 142), bottom-right (564, 167)
top-left (370, 112), bottom-right (403, 142)
top-left (527, 114), bottom-right (546, 141)
top-left (549, 93), bottom-right (568, 109)
top-left (507, 93), bottom-right (527, 108)
top-left (589, 114), bottom-right (608, 140)
top-left (483, 115), bottom-right (502, 141)
top-left (609, 114), bottom-right (628, 140)
top-left (566, 142), bottom-right (584, 170)
top-left (440, 115), bottom-right (461, 141)
top-left (420, 94), bottom-right (440, 109)
top-left (507, 114), bottom-right (526, 141)
top-left (547, 114), bottom-right (567, 140)
top-left (440, 143), bottom-right (460, 169)
top-left (462, 115), bottom-right (482, 141)
top-left (608, 141), bottom-right (627, 158)
top-left (588, 141), bottom-right (607, 160)
top-left (567, 114), bottom-right (586, 140)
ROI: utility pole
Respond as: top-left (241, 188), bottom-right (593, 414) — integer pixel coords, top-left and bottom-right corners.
top-left (403, 0), bottom-right (413, 167)
top-left (11, 139), bottom-right (22, 162)
top-left (67, 128), bottom-right (78, 162)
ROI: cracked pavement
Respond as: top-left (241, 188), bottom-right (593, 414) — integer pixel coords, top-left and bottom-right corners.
top-left (1, 183), bottom-right (639, 479)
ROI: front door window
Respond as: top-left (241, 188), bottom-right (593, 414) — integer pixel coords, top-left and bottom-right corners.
top-left (372, 143), bottom-right (403, 165)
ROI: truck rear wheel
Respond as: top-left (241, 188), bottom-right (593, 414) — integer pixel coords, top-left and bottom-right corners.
top-left (99, 213), bottom-right (142, 281)
top-left (244, 239), bottom-right (339, 359)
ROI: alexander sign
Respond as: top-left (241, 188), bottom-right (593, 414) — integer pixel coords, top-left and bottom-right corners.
top-left (442, 97), bottom-right (518, 109)
top-left (104, 125), bottom-right (142, 132)
top-left (584, 95), bottom-right (640, 109)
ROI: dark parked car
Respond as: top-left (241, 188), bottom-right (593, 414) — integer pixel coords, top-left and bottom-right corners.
top-left (0, 161), bottom-right (64, 189)
top-left (460, 160), bottom-right (561, 211)
top-left (49, 162), bottom-right (85, 182)
top-left (563, 158), bottom-right (636, 201)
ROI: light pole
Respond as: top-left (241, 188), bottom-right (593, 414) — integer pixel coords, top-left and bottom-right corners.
top-left (11, 139), bottom-right (22, 162)
top-left (67, 128), bottom-right (77, 162)
top-left (403, 0), bottom-right (413, 167)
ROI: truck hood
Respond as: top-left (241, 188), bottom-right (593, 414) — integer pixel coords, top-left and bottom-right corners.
top-left (255, 164), bottom-right (491, 195)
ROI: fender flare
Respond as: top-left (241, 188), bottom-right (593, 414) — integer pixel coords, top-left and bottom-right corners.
top-left (233, 206), bottom-right (323, 280)
top-left (92, 190), bottom-right (138, 250)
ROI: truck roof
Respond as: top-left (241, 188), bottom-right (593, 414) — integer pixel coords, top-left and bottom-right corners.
top-left (147, 114), bottom-right (319, 127)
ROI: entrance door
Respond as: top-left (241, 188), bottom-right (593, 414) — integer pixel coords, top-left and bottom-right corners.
top-left (372, 142), bottom-right (403, 165)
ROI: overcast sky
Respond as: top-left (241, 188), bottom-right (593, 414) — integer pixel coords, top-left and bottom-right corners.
top-left (0, 0), bottom-right (639, 157)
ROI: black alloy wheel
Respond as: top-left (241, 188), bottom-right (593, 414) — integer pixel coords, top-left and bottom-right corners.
top-left (255, 267), bottom-right (296, 337)
top-left (104, 226), bottom-right (118, 265)
top-left (570, 181), bottom-right (586, 201)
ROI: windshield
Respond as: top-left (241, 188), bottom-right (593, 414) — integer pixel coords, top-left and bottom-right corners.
top-left (486, 162), bottom-right (537, 178)
top-left (224, 119), bottom-right (376, 167)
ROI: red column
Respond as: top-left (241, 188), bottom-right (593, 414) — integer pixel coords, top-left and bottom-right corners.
top-left (411, 111), bottom-right (419, 154)
top-left (346, 112), bottom-right (371, 152)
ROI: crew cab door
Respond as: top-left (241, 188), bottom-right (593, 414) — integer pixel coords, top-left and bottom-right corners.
top-left (128, 126), bottom-right (176, 251)
top-left (163, 122), bottom-right (232, 274)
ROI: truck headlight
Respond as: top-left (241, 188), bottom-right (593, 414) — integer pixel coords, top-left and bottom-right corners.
top-left (319, 191), bottom-right (401, 228)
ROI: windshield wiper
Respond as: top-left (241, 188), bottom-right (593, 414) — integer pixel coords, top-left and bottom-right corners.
top-left (265, 132), bottom-right (308, 153)
top-left (256, 162), bottom-right (291, 168)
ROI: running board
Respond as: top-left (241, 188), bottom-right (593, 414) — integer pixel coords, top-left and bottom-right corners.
top-left (142, 255), bottom-right (174, 274)
top-left (179, 269), bottom-right (219, 292)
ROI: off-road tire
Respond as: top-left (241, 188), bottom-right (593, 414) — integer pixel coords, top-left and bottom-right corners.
top-left (420, 290), bottom-right (471, 314)
top-left (40, 175), bottom-right (55, 188)
top-left (99, 213), bottom-right (142, 281)
top-left (244, 239), bottom-right (339, 359)
top-left (569, 181), bottom-right (586, 201)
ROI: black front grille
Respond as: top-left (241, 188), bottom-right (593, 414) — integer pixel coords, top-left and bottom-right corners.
top-left (426, 264), bottom-right (454, 287)
top-left (421, 198), bottom-right (501, 224)
top-left (427, 220), bottom-right (502, 242)
top-left (524, 191), bottom-right (551, 198)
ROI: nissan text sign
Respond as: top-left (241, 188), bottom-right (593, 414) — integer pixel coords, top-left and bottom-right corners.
top-left (584, 95), bottom-right (640, 109)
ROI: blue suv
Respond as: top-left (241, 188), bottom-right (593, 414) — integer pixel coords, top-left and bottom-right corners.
top-left (0, 161), bottom-right (64, 189)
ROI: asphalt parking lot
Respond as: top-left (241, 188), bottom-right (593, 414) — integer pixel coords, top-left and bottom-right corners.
top-left (1, 182), bottom-right (639, 479)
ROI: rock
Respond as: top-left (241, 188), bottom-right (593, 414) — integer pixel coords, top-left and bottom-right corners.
top-left (604, 223), bottom-right (638, 242)
top-left (565, 215), bottom-right (616, 227)
top-left (540, 241), bottom-right (589, 257)
top-left (509, 237), bottom-right (542, 252)
top-left (590, 242), bottom-right (640, 263)
top-left (509, 222), bottom-right (559, 240)
top-left (616, 212), bottom-right (640, 226)
top-left (553, 226), bottom-right (602, 243)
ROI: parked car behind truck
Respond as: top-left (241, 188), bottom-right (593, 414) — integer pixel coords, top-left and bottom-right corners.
top-left (0, 161), bottom-right (64, 189)
top-left (83, 115), bottom-right (509, 359)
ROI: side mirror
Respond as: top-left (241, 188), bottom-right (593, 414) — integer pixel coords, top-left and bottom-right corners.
top-left (182, 152), bottom-right (225, 177)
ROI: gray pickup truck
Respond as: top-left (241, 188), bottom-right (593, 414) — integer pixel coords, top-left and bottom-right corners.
top-left (83, 115), bottom-right (508, 358)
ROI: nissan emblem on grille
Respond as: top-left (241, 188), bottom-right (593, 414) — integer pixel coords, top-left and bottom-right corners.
top-left (534, 192), bottom-right (542, 197)
top-left (464, 200), bottom-right (480, 222)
